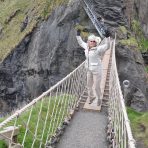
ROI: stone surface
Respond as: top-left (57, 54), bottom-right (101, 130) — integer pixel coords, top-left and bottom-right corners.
top-left (116, 43), bottom-right (148, 111)
top-left (56, 110), bottom-right (108, 148)
top-left (123, 0), bottom-right (148, 38)
top-left (86, 0), bottom-right (148, 111)
top-left (142, 52), bottom-right (148, 64)
top-left (123, 81), bottom-right (147, 112)
top-left (20, 16), bottom-right (28, 32)
top-left (0, 0), bottom-right (86, 113)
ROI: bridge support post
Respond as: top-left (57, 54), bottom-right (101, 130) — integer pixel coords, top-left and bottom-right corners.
top-left (0, 126), bottom-right (22, 148)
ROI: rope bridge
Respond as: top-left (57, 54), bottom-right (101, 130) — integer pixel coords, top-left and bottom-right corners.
top-left (81, 1), bottom-right (136, 146)
top-left (0, 0), bottom-right (136, 148)
top-left (0, 63), bottom-right (87, 147)
top-left (108, 37), bottom-right (135, 148)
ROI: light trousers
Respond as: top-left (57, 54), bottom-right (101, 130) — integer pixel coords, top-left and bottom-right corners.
top-left (87, 70), bottom-right (102, 101)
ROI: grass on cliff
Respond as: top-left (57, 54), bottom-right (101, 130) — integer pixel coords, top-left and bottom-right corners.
top-left (120, 37), bottom-right (139, 49)
top-left (145, 66), bottom-right (148, 73)
top-left (127, 108), bottom-right (148, 147)
top-left (131, 20), bottom-right (148, 52)
top-left (0, 0), bottom-right (68, 62)
top-left (0, 94), bottom-right (73, 147)
top-left (119, 24), bottom-right (148, 52)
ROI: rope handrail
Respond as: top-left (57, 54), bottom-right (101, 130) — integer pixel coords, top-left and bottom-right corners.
top-left (0, 61), bottom-right (85, 128)
top-left (0, 61), bottom-right (87, 147)
top-left (108, 34), bottom-right (136, 148)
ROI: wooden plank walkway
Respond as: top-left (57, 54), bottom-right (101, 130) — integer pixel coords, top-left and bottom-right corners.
top-left (83, 47), bottom-right (111, 111)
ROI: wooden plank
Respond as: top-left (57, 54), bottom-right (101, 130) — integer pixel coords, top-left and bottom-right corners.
top-left (0, 126), bottom-right (19, 140)
top-left (83, 98), bottom-right (101, 111)
top-left (83, 46), bottom-right (112, 111)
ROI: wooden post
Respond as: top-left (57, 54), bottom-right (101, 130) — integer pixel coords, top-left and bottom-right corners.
top-left (0, 126), bottom-right (22, 147)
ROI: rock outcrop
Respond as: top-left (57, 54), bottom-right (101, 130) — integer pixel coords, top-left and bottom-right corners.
top-left (5, 9), bottom-right (20, 24)
top-left (87, 0), bottom-right (148, 111)
top-left (124, 0), bottom-right (148, 38)
top-left (116, 43), bottom-right (148, 111)
top-left (20, 16), bottom-right (29, 32)
top-left (0, 0), bottom-right (86, 114)
top-left (135, 0), bottom-right (148, 38)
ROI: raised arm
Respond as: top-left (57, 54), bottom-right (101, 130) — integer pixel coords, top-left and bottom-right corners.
top-left (97, 37), bottom-right (110, 54)
top-left (76, 29), bottom-right (87, 49)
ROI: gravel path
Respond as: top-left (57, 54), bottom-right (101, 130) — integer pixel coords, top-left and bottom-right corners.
top-left (56, 110), bottom-right (108, 148)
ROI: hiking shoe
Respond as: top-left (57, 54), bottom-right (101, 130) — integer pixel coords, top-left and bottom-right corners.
top-left (90, 97), bottom-right (95, 104)
top-left (97, 99), bottom-right (102, 106)
top-left (87, 97), bottom-right (95, 104)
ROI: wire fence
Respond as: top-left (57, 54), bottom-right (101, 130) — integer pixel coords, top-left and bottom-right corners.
top-left (0, 62), bottom-right (87, 148)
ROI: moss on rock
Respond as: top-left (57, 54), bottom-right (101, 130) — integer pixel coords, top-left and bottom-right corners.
top-left (119, 37), bottom-right (138, 49)
top-left (75, 24), bottom-right (89, 39)
top-left (131, 20), bottom-right (148, 52)
top-left (0, 0), bottom-right (69, 62)
top-left (119, 26), bottom-right (128, 34)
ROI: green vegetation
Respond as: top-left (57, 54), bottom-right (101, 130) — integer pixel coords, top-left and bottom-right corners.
top-left (119, 22), bottom-right (148, 52)
top-left (75, 24), bottom-right (90, 39)
top-left (145, 66), bottom-right (148, 73)
top-left (120, 36), bottom-right (138, 48)
top-left (141, 39), bottom-right (148, 51)
top-left (131, 20), bottom-right (148, 52)
top-left (0, 0), bottom-right (68, 62)
top-left (119, 25), bottom-right (139, 49)
top-left (119, 26), bottom-right (128, 34)
top-left (127, 108), bottom-right (148, 147)
top-left (0, 94), bottom-right (75, 147)
top-left (0, 141), bottom-right (7, 148)
top-left (131, 20), bottom-right (144, 39)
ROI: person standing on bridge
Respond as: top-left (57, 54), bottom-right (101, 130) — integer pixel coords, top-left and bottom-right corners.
top-left (76, 29), bottom-right (110, 105)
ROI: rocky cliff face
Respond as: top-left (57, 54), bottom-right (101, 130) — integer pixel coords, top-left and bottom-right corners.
top-left (135, 0), bottom-right (148, 37)
top-left (89, 0), bottom-right (148, 111)
top-left (124, 0), bottom-right (148, 38)
top-left (0, 0), bottom-right (86, 114)
top-left (0, 0), bottom-right (148, 114)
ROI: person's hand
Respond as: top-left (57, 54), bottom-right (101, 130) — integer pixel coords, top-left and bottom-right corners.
top-left (77, 29), bottom-right (81, 36)
top-left (82, 28), bottom-right (88, 32)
